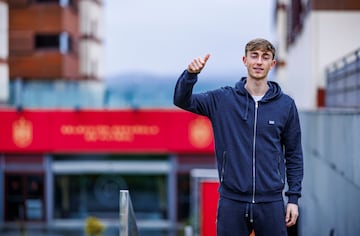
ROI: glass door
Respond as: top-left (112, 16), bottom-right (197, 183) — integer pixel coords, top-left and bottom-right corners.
top-left (5, 173), bottom-right (45, 222)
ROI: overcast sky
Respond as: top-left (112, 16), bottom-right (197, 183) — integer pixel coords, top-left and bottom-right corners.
top-left (104, 0), bottom-right (275, 78)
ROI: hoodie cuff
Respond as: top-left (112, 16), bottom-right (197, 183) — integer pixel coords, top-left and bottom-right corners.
top-left (287, 195), bottom-right (299, 205)
top-left (183, 69), bottom-right (198, 79)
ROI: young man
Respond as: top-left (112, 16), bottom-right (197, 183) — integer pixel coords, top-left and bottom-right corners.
top-left (173, 38), bottom-right (303, 236)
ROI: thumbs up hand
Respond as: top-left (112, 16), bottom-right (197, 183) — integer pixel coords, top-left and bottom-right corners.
top-left (187, 54), bottom-right (210, 74)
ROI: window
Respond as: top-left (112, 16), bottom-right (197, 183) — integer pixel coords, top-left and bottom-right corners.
top-left (35, 34), bottom-right (59, 49)
top-left (59, 32), bottom-right (71, 53)
top-left (34, 0), bottom-right (76, 9)
top-left (54, 174), bottom-right (168, 220)
top-left (60, 0), bottom-right (69, 6)
top-left (35, 33), bottom-right (72, 53)
top-left (35, 0), bottom-right (59, 3)
top-left (287, 0), bottom-right (305, 46)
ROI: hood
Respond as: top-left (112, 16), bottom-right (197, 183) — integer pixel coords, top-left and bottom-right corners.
top-left (235, 77), bottom-right (283, 120)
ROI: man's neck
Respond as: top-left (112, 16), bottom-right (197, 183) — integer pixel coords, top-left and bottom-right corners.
top-left (245, 77), bottom-right (269, 97)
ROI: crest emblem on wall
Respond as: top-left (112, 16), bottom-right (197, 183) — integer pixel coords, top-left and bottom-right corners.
top-left (189, 117), bottom-right (212, 149)
top-left (12, 117), bottom-right (33, 148)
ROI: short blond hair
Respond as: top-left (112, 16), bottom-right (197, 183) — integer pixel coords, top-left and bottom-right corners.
top-left (245, 38), bottom-right (276, 59)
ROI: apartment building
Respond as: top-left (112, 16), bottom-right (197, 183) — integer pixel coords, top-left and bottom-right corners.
top-left (274, 0), bottom-right (360, 110)
top-left (6, 0), bottom-right (103, 81)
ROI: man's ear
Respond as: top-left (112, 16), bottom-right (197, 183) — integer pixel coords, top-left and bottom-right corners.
top-left (271, 59), bottom-right (277, 69)
top-left (242, 56), bottom-right (247, 65)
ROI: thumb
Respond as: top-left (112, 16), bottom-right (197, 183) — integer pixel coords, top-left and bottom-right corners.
top-left (285, 207), bottom-right (290, 222)
top-left (204, 54), bottom-right (210, 63)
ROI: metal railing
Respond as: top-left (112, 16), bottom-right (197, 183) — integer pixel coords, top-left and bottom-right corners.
top-left (326, 48), bottom-right (360, 109)
top-left (119, 190), bottom-right (138, 236)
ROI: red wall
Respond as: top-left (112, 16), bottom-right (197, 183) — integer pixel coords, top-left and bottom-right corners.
top-left (0, 109), bottom-right (214, 154)
top-left (200, 181), bottom-right (219, 236)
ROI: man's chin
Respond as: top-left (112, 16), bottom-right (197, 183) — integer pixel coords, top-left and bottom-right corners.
top-left (251, 74), bottom-right (267, 80)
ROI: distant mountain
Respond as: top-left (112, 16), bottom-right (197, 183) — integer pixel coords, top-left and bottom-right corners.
top-left (103, 72), bottom-right (243, 108)
top-left (105, 72), bottom-right (242, 92)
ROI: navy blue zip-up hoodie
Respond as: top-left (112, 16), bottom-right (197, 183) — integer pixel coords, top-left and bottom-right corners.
top-left (173, 70), bottom-right (303, 204)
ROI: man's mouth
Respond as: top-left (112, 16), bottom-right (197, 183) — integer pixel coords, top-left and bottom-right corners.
top-left (253, 67), bottom-right (264, 72)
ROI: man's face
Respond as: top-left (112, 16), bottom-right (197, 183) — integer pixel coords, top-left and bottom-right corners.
top-left (242, 50), bottom-right (276, 80)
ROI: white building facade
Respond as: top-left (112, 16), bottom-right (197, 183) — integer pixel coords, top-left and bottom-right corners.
top-left (79, 0), bottom-right (104, 80)
top-left (274, 0), bottom-right (360, 110)
top-left (0, 0), bottom-right (8, 103)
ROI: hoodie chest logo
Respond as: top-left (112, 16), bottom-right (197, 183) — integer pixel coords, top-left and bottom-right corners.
top-left (268, 120), bottom-right (275, 125)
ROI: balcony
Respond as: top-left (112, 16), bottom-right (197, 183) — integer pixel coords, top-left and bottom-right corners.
top-left (10, 50), bottom-right (79, 79)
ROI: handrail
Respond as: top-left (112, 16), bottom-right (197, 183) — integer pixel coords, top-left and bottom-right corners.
top-left (119, 190), bottom-right (139, 236)
top-left (325, 48), bottom-right (360, 108)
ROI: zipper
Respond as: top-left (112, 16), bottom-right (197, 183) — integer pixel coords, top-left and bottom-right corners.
top-left (220, 151), bottom-right (227, 182)
top-left (277, 155), bottom-right (285, 184)
top-left (252, 101), bottom-right (259, 203)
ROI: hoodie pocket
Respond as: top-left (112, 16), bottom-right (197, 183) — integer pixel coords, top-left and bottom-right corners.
top-left (259, 152), bottom-right (285, 192)
top-left (220, 151), bottom-right (227, 183)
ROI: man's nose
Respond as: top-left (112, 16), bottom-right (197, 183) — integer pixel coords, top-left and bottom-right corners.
top-left (256, 57), bottom-right (263, 64)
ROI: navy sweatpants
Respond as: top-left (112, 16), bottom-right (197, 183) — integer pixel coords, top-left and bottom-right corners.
top-left (216, 197), bottom-right (287, 236)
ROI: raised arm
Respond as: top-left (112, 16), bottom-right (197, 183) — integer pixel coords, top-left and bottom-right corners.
top-left (173, 54), bottom-right (213, 116)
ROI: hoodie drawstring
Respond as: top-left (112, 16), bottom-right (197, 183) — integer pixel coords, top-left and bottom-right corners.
top-left (245, 203), bottom-right (254, 223)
